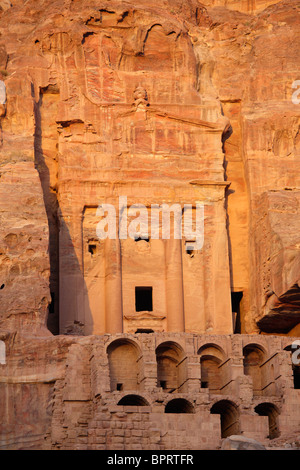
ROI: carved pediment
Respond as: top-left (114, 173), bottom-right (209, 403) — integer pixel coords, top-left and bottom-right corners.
top-left (124, 311), bottom-right (166, 321)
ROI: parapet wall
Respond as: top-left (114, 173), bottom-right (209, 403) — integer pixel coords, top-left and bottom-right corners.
top-left (1, 332), bottom-right (299, 450)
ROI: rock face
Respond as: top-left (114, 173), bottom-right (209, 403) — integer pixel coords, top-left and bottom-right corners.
top-left (0, 161), bottom-right (50, 335)
top-left (221, 435), bottom-right (266, 450)
top-left (0, 0), bottom-right (299, 336)
top-left (0, 0), bottom-right (299, 451)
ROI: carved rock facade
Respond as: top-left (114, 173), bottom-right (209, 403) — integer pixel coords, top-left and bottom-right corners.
top-left (0, 0), bottom-right (300, 450)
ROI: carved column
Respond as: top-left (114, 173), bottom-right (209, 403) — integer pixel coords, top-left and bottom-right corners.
top-left (59, 211), bottom-right (85, 334)
top-left (165, 238), bottom-right (185, 332)
top-left (104, 232), bottom-right (123, 334)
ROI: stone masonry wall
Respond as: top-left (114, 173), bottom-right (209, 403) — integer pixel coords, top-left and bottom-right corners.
top-left (1, 331), bottom-right (299, 450)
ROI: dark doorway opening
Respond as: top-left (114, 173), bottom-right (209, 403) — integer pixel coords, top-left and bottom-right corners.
top-left (117, 395), bottom-right (149, 406)
top-left (254, 403), bottom-right (280, 439)
top-left (165, 398), bottom-right (194, 414)
top-left (210, 400), bottom-right (240, 438)
top-left (231, 291), bottom-right (243, 333)
top-left (135, 286), bottom-right (153, 312)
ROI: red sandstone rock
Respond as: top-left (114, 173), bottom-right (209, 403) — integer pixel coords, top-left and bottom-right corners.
top-left (0, 0), bottom-right (299, 451)
top-left (0, 0), bottom-right (298, 336)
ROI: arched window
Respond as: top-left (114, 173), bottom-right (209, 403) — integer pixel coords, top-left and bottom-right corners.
top-left (284, 344), bottom-right (300, 389)
top-left (156, 342), bottom-right (186, 393)
top-left (255, 403), bottom-right (280, 439)
top-left (165, 398), bottom-right (194, 414)
top-left (200, 356), bottom-right (222, 391)
top-left (198, 344), bottom-right (225, 392)
top-left (107, 339), bottom-right (141, 392)
top-left (243, 344), bottom-right (266, 395)
top-left (117, 395), bottom-right (149, 406)
top-left (210, 400), bottom-right (240, 438)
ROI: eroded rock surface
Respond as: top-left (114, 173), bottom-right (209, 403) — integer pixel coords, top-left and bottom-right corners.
top-left (0, 0), bottom-right (298, 335)
top-left (0, 0), bottom-right (299, 451)
top-left (221, 435), bottom-right (266, 450)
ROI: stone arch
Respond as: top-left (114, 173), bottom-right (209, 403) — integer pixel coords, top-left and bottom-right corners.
top-left (198, 343), bottom-right (225, 392)
top-left (210, 400), bottom-right (240, 438)
top-left (197, 343), bottom-right (225, 361)
top-left (243, 343), bottom-right (266, 395)
top-left (254, 402), bottom-right (280, 439)
top-left (243, 342), bottom-right (267, 357)
top-left (0, 340), bottom-right (5, 365)
top-left (165, 398), bottom-right (194, 414)
top-left (284, 343), bottom-right (300, 389)
top-left (107, 338), bottom-right (142, 392)
top-left (117, 394), bottom-right (149, 406)
top-left (156, 341), bottom-right (186, 393)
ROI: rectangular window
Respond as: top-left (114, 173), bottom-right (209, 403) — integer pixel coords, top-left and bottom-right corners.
top-left (135, 286), bottom-right (153, 312)
top-left (231, 291), bottom-right (243, 334)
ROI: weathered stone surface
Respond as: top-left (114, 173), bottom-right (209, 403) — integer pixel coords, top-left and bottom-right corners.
top-left (0, 0), bottom-right (299, 452)
top-left (0, 0), bottom-right (298, 336)
top-left (254, 191), bottom-right (300, 333)
top-left (0, 331), bottom-right (299, 450)
top-left (0, 161), bottom-right (50, 335)
top-left (221, 435), bottom-right (266, 450)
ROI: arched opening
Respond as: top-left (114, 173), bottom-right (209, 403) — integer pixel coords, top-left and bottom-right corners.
top-left (198, 344), bottom-right (225, 392)
top-left (165, 398), bottom-right (194, 414)
top-left (243, 344), bottom-right (266, 395)
top-left (107, 339), bottom-right (141, 392)
top-left (210, 400), bottom-right (240, 438)
top-left (284, 344), bottom-right (300, 389)
top-left (117, 395), bottom-right (149, 406)
top-left (200, 356), bottom-right (222, 391)
top-left (156, 342), bottom-right (186, 393)
top-left (255, 403), bottom-right (280, 439)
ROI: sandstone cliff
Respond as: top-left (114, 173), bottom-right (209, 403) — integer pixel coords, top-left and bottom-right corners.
top-left (0, 0), bottom-right (299, 451)
top-left (0, 0), bottom-right (299, 336)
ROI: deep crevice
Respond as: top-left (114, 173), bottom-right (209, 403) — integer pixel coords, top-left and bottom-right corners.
top-left (33, 84), bottom-right (60, 334)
